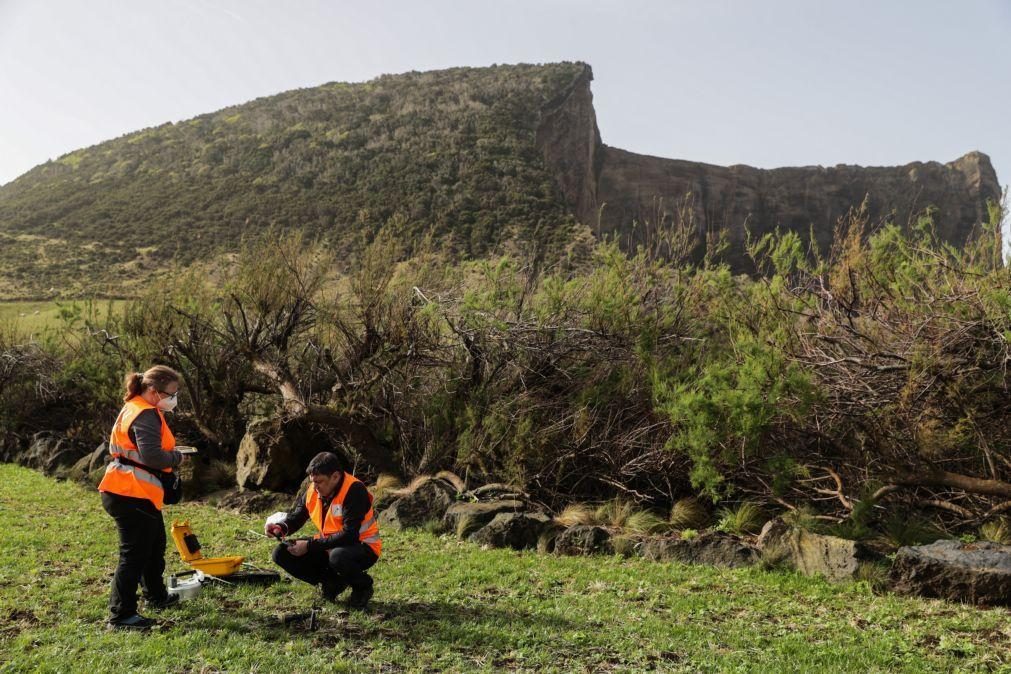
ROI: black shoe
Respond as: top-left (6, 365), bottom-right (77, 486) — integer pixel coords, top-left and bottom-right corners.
top-left (147, 593), bottom-right (180, 610)
top-left (321, 576), bottom-right (347, 602)
top-left (107, 614), bottom-right (157, 630)
top-left (348, 584), bottom-right (374, 611)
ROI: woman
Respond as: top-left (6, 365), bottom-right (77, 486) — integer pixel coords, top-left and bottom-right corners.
top-left (98, 365), bottom-right (186, 630)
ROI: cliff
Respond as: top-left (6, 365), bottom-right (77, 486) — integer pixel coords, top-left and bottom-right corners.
top-left (0, 62), bottom-right (1000, 297)
top-left (536, 65), bottom-right (1001, 271)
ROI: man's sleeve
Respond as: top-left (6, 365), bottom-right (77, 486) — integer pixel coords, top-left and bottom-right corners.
top-left (308, 482), bottom-right (371, 551)
top-left (280, 491), bottom-right (310, 536)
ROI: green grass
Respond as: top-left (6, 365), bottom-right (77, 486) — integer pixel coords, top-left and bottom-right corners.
top-left (1, 465), bottom-right (1010, 673)
top-left (0, 300), bottom-right (124, 334)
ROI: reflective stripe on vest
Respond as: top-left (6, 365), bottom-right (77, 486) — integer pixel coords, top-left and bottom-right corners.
top-left (306, 472), bottom-right (382, 557)
top-left (98, 397), bottom-right (175, 510)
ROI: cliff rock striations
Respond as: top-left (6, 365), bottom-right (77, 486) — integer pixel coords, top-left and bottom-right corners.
top-left (536, 65), bottom-right (1000, 272)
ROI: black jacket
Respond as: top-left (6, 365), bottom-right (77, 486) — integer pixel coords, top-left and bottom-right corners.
top-left (279, 474), bottom-right (371, 552)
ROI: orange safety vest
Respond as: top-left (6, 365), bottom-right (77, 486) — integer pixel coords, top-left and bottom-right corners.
top-left (98, 397), bottom-right (176, 510)
top-left (306, 472), bottom-right (382, 557)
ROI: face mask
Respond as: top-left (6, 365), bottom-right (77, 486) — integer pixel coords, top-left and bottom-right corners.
top-left (158, 394), bottom-right (178, 412)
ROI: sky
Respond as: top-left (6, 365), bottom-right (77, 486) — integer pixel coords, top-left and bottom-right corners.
top-left (1, 0), bottom-right (1008, 233)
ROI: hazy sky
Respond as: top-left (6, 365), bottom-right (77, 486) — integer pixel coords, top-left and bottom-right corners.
top-left (1, 1), bottom-right (1008, 220)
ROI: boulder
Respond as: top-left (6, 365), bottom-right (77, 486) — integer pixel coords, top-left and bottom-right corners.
top-left (468, 512), bottom-right (550, 550)
top-left (443, 500), bottom-right (526, 538)
top-left (70, 442), bottom-right (111, 481)
top-left (641, 532), bottom-right (759, 568)
top-left (888, 539), bottom-right (1011, 606)
top-left (236, 418), bottom-right (330, 491)
top-left (22, 432), bottom-right (85, 476)
top-left (758, 518), bottom-right (877, 581)
top-left (378, 479), bottom-right (456, 531)
top-left (537, 523), bottom-right (566, 554)
top-left (554, 525), bottom-right (613, 556)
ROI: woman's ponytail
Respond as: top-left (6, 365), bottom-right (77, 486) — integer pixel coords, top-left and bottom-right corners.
top-left (123, 372), bottom-right (144, 401)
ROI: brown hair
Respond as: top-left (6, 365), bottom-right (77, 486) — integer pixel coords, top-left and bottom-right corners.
top-left (123, 365), bottom-right (181, 401)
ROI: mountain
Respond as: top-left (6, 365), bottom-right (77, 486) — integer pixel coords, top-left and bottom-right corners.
top-left (0, 62), bottom-right (999, 297)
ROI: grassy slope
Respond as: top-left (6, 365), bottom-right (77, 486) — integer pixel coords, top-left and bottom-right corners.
top-left (0, 63), bottom-right (583, 298)
top-left (1, 465), bottom-right (1009, 673)
top-left (0, 300), bottom-right (125, 334)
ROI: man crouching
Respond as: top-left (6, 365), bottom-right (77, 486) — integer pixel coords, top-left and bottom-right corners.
top-left (265, 452), bottom-right (381, 609)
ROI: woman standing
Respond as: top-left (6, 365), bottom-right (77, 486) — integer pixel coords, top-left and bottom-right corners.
top-left (98, 365), bottom-right (186, 630)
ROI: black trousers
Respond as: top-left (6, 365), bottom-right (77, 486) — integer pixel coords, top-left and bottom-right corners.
top-left (101, 491), bottom-right (169, 620)
top-left (272, 542), bottom-right (377, 592)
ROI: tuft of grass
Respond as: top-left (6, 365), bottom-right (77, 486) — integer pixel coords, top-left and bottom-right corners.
top-left (876, 514), bottom-right (943, 549)
top-left (854, 561), bottom-right (890, 593)
top-left (624, 510), bottom-right (670, 535)
top-left (781, 505), bottom-right (822, 533)
top-left (375, 473), bottom-right (404, 492)
top-left (555, 503), bottom-right (597, 527)
top-left (594, 499), bottom-right (636, 529)
top-left (680, 528), bottom-right (699, 540)
top-left (717, 502), bottom-right (765, 536)
top-left (669, 497), bottom-right (708, 530)
top-left (610, 534), bottom-right (642, 558)
top-left (979, 518), bottom-right (1011, 545)
top-left (434, 470), bottom-right (466, 493)
top-left (455, 513), bottom-right (481, 539)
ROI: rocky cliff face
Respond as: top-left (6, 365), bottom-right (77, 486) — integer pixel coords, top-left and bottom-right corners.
top-left (537, 65), bottom-right (1001, 271)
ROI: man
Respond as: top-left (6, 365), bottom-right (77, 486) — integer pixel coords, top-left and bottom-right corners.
top-left (265, 452), bottom-right (382, 609)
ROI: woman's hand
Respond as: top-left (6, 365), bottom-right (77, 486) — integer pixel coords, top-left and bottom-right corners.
top-left (287, 539), bottom-right (309, 557)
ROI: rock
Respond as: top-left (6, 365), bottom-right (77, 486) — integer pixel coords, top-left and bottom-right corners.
top-left (537, 523), bottom-right (566, 554)
top-left (22, 432), bottom-right (86, 476)
top-left (554, 525), bottom-right (613, 556)
top-left (378, 479), bottom-right (456, 531)
top-left (758, 518), bottom-right (877, 581)
top-left (468, 483), bottom-right (528, 502)
top-left (371, 488), bottom-right (401, 514)
top-left (641, 532), bottom-right (759, 568)
top-left (888, 539), bottom-right (1011, 606)
top-left (538, 65), bottom-right (999, 273)
top-left (235, 418), bottom-right (329, 491)
top-left (443, 500), bottom-right (526, 538)
top-left (469, 512), bottom-right (550, 550)
top-left (69, 443), bottom-right (111, 482)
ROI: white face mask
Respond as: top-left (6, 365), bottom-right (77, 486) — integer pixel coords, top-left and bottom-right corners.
top-left (157, 393), bottom-right (178, 412)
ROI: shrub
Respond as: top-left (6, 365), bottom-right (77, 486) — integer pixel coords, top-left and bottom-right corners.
top-left (979, 518), bottom-right (1011, 545)
top-left (716, 502), bottom-right (765, 536)
top-left (669, 497), bottom-right (708, 530)
top-left (555, 504), bottom-right (597, 527)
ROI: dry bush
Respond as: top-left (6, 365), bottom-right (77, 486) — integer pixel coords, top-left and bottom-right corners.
top-left (555, 503), bottom-right (596, 527)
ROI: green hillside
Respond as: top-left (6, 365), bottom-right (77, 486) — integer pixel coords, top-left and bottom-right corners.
top-left (0, 63), bottom-right (586, 298)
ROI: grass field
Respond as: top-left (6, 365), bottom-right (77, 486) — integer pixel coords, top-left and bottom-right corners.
top-left (0, 299), bottom-right (125, 335)
top-left (1, 464), bottom-right (1009, 673)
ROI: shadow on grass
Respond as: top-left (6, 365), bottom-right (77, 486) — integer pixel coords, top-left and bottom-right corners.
top-left (176, 597), bottom-right (587, 660)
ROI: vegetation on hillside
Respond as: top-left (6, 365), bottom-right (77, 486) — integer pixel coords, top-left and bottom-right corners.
top-left (0, 63), bottom-right (586, 297)
top-left (2, 199), bottom-right (1007, 543)
top-left (3, 465), bottom-right (1009, 673)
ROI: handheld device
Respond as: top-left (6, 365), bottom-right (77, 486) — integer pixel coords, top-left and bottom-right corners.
top-left (176, 446), bottom-right (199, 454)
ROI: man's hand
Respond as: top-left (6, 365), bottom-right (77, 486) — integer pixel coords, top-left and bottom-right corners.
top-left (265, 523), bottom-right (284, 539)
top-left (287, 539), bottom-right (309, 557)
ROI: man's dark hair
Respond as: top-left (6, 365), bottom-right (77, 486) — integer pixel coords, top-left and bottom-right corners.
top-left (306, 452), bottom-right (342, 476)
